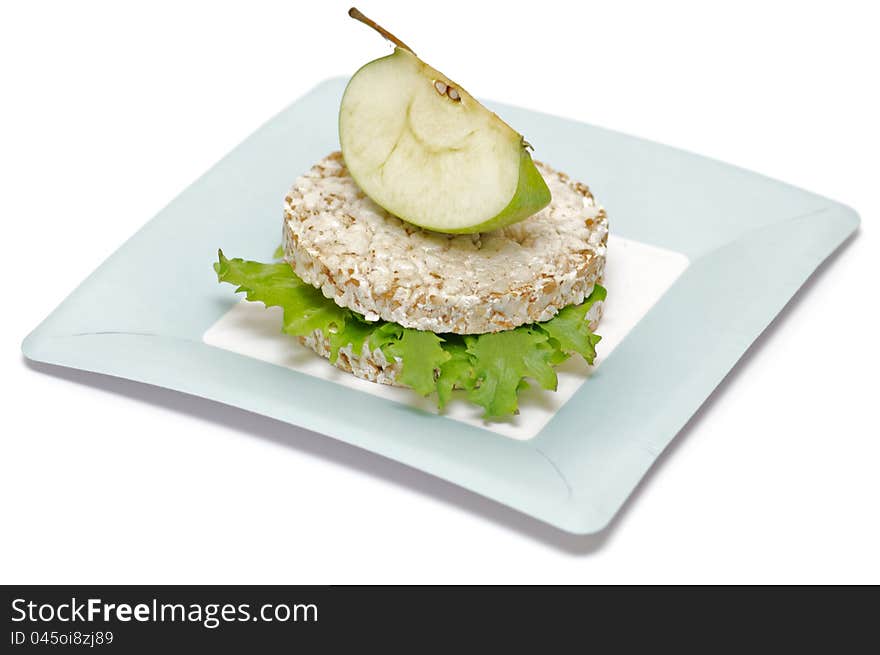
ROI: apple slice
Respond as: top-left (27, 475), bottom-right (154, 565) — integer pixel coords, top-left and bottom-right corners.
top-left (339, 8), bottom-right (551, 234)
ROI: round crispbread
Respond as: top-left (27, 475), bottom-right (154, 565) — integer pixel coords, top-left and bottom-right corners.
top-left (282, 152), bottom-right (607, 335)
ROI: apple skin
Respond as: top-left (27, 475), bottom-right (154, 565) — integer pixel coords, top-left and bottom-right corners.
top-left (338, 49), bottom-right (551, 234)
top-left (438, 146), bottom-right (551, 234)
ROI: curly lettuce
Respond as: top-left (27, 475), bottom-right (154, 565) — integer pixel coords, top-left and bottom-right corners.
top-left (215, 250), bottom-right (605, 419)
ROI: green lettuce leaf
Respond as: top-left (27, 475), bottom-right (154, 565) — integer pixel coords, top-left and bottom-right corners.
top-left (386, 329), bottom-right (451, 396)
top-left (436, 340), bottom-right (475, 409)
top-left (216, 250), bottom-right (354, 364)
top-left (464, 329), bottom-right (558, 418)
top-left (327, 317), bottom-right (374, 365)
top-left (215, 250), bottom-right (605, 419)
top-left (538, 285), bottom-right (606, 364)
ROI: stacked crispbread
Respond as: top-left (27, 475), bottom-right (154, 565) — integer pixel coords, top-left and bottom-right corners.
top-left (282, 151), bottom-right (608, 386)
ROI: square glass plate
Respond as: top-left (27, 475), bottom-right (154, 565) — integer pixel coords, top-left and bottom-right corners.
top-left (22, 78), bottom-right (859, 534)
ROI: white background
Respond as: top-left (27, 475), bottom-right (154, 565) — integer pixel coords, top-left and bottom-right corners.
top-left (2, 0), bottom-right (877, 584)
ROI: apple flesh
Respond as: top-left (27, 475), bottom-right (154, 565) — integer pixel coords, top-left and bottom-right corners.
top-left (339, 13), bottom-right (550, 234)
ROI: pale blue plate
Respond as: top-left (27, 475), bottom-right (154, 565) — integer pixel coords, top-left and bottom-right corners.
top-left (22, 78), bottom-right (859, 534)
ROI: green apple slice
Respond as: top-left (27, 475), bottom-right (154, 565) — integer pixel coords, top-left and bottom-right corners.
top-left (339, 9), bottom-right (551, 234)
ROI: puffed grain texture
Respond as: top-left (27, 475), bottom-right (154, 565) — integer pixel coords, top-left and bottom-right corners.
top-left (283, 152), bottom-right (607, 334)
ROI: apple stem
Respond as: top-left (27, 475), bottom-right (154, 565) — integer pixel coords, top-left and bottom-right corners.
top-left (348, 7), bottom-right (416, 55)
